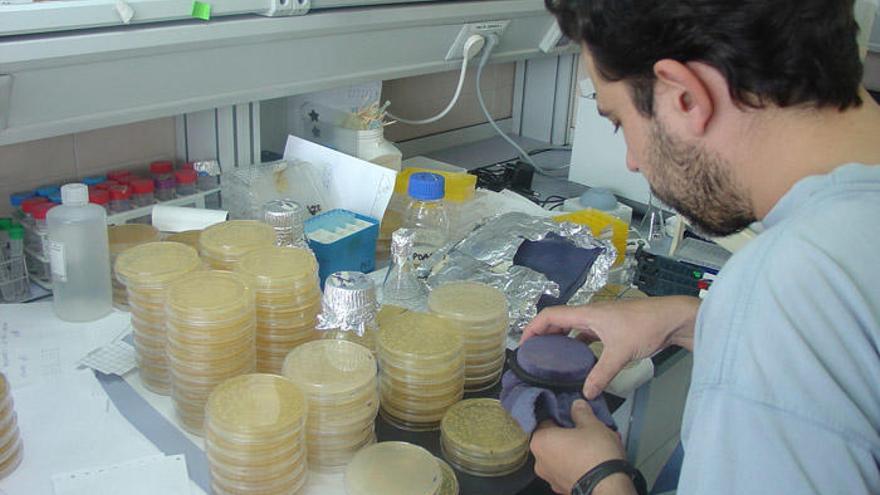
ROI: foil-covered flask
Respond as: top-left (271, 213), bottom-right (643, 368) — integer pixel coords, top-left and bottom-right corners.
top-left (262, 199), bottom-right (309, 249)
top-left (382, 228), bottom-right (426, 309)
top-left (317, 271), bottom-right (379, 354)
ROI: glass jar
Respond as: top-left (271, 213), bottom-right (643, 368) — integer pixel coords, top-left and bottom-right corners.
top-left (174, 169), bottom-right (197, 196)
top-left (109, 185), bottom-right (132, 213)
top-left (262, 199), bottom-right (309, 249)
top-left (317, 271), bottom-right (380, 355)
top-left (95, 180), bottom-right (119, 192)
top-left (403, 173), bottom-right (450, 269)
top-left (89, 189), bottom-right (110, 212)
top-left (29, 202), bottom-right (57, 255)
top-left (107, 170), bottom-right (132, 183)
top-left (130, 179), bottom-right (155, 207)
top-left (150, 161), bottom-right (175, 201)
top-left (19, 197), bottom-right (48, 226)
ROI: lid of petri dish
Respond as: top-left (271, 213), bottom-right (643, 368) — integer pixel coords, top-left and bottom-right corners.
top-left (344, 442), bottom-right (442, 495)
top-left (199, 220), bottom-right (276, 260)
top-left (167, 270), bottom-right (252, 317)
top-left (282, 340), bottom-right (376, 397)
top-left (428, 282), bottom-right (508, 323)
top-left (379, 312), bottom-right (462, 360)
top-left (440, 399), bottom-right (528, 458)
top-left (205, 374), bottom-right (306, 436)
top-left (514, 334), bottom-right (595, 384)
top-left (236, 246), bottom-right (317, 288)
top-left (115, 242), bottom-right (201, 287)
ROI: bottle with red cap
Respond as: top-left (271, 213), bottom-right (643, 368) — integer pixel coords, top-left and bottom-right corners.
top-left (150, 161), bottom-right (175, 201)
top-left (95, 180), bottom-right (119, 192)
top-left (19, 197), bottom-right (49, 226)
top-left (130, 179), bottom-right (156, 207)
top-left (109, 185), bottom-right (132, 213)
top-left (29, 202), bottom-right (57, 255)
top-left (89, 189), bottom-right (110, 212)
top-left (175, 169), bottom-right (197, 197)
top-left (107, 170), bottom-right (132, 183)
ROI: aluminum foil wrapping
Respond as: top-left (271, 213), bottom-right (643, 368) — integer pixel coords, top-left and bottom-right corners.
top-left (425, 212), bottom-right (616, 335)
top-left (316, 271), bottom-right (379, 337)
top-left (193, 160), bottom-right (222, 177)
top-left (390, 228), bottom-right (415, 266)
top-left (262, 198), bottom-right (308, 248)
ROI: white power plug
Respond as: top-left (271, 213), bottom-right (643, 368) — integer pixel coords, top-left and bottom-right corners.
top-left (462, 34), bottom-right (486, 60)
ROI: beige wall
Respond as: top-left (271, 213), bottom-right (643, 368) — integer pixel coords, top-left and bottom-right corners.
top-left (382, 62), bottom-right (516, 143)
top-left (0, 118), bottom-right (176, 216)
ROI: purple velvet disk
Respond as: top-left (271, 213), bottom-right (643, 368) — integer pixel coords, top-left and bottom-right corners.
top-left (516, 334), bottom-right (596, 382)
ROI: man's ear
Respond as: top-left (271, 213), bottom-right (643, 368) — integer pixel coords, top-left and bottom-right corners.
top-left (653, 59), bottom-right (715, 136)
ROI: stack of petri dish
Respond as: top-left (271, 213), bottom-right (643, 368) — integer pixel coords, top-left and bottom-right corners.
top-left (282, 340), bottom-right (379, 472)
top-left (199, 220), bottom-right (276, 271)
top-left (166, 270), bottom-right (257, 435)
top-left (440, 398), bottom-right (529, 477)
top-left (205, 374), bottom-right (308, 495)
top-left (108, 224), bottom-right (161, 310)
top-left (378, 312), bottom-right (464, 431)
top-left (428, 282), bottom-right (509, 392)
top-left (235, 247), bottom-right (321, 374)
top-left (115, 242), bottom-right (202, 395)
top-left (0, 374), bottom-right (23, 480)
top-left (345, 442), bottom-right (441, 495)
top-left (435, 457), bottom-right (460, 495)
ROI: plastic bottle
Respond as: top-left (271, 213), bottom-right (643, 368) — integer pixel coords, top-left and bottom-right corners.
top-left (150, 161), bottom-right (176, 201)
top-left (46, 183), bottom-right (112, 322)
top-left (355, 128), bottom-right (402, 172)
top-left (402, 173), bottom-right (450, 268)
top-left (30, 203), bottom-right (57, 255)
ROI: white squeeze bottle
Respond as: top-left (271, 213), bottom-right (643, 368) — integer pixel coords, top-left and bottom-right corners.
top-left (46, 183), bottom-right (112, 321)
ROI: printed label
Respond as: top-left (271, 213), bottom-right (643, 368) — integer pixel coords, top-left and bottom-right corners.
top-left (46, 240), bottom-right (67, 282)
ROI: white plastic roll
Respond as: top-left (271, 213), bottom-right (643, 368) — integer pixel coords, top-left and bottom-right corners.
top-left (151, 205), bottom-right (228, 233)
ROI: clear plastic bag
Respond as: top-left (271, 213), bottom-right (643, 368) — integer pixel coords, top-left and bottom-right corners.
top-left (221, 160), bottom-right (330, 220)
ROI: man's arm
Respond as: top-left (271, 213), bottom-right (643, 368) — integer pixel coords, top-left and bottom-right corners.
top-left (522, 296), bottom-right (700, 398)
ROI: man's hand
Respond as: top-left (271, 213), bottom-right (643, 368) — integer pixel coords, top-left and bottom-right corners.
top-left (531, 400), bottom-right (635, 495)
top-left (521, 296), bottom-right (699, 399)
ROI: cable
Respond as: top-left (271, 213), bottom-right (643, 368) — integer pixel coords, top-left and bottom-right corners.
top-left (387, 56), bottom-right (469, 125)
top-left (475, 35), bottom-right (561, 176)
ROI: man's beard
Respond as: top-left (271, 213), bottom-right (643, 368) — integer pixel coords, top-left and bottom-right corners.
top-left (646, 120), bottom-right (756, 237)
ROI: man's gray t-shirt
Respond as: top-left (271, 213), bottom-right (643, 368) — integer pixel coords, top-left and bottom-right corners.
top-left (678, 164), bottom-right (880, 493)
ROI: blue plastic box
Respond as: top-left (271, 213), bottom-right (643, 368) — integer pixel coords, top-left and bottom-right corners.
top-left (305, 209), bottom-right (380, 287)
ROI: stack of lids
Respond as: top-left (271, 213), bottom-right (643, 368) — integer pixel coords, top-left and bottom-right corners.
top-left (108, 224), bottom-right (161, 310)
top-left (440, 398), bottom-right (529, 477)
top-left (344, 442), bottom-right (441, 495)
top-left (0, 374), bottom-right (22, 480)
top-left (428, 282), bottom-right (509, 392)
top-left (166, 271), bottom-right (256, 435)
top-left (115, 242), bottom-right (202, 395)
top-left (377, 312), bottom-right (464, 431)
top-left (205, 374), bottom-right (308, 495)
top-left (199, 220), bottom-right (276, 271)
top-left (235, 247), bottom-right (322, 374)
top-left (282, 340), bottom-right (379, 472)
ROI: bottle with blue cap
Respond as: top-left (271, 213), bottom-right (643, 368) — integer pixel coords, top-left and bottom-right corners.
top-left (403, 172), bottom-right (450, 268)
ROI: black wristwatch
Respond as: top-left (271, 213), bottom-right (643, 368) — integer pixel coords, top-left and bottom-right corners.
top-left (571, 459), bottom-right (648, 495)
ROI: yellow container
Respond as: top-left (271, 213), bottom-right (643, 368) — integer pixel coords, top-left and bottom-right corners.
top-left (553, 209), bottom-right (628, 266)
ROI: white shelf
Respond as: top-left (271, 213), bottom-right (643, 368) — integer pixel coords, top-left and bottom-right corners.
top-left (0, 0), bottom-right (561, 146)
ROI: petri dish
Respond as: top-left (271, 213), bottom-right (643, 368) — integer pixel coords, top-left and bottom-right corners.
top-left (344, 442), bottom-right (442, 495)
top-left (427, 281), bottom-right (508, 324)
top-left (115, 242), bottom-right (201, 288)
top-left (236, 246), bottom-right (318, 289)
top-left (435, 457), bottom-right (460, 495)
top-left (167, 271), bottom-right (254, 321)
top-left (440, 399), bottom-right (528, 477)
top-left (282, 340), bottom-right (377, 397)
top-left (378, 312), bottom-right (463, 362)
top-left (199, 220), bottom-right (276, 268)
top-left (165, 230), bottom-right (203, 250)
top-left (205, 374), bottom-right (307, 438)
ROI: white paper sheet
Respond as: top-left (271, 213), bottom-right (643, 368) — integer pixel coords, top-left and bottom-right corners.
top-left (282, 135), bottom-right (398, 221)
top-left (52, 454), bottom-right (191, 495)
top-left (0, 304), bottom-right (131, 389)
top-left (0, 370), bottom-right (161, 495)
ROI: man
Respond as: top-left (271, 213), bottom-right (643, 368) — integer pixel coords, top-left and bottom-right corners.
top-left (523, 1), bottom-right (880, 494)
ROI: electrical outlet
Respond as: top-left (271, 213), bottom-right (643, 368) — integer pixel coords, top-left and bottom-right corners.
top-left (445, 20), bottom-right (510, 61)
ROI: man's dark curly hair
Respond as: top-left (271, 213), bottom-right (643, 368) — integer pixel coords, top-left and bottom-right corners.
top-left (546, 0), bottom-right (864, 116)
